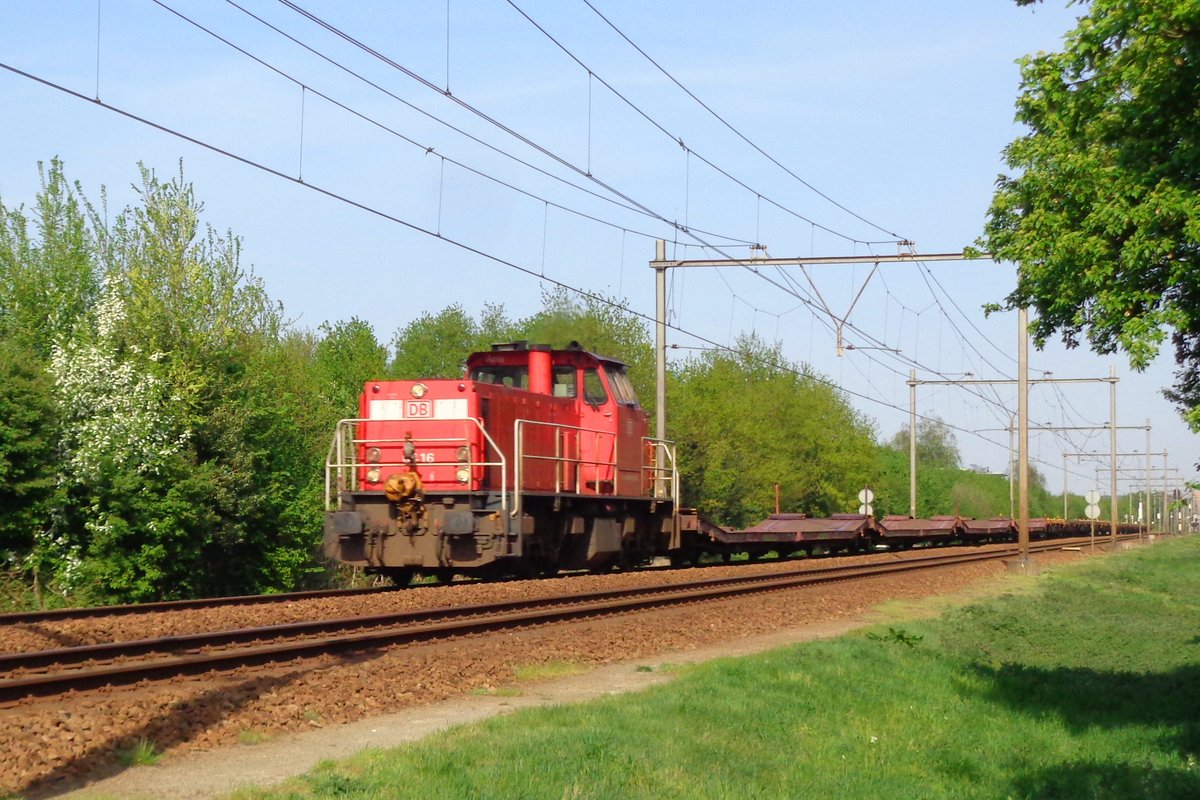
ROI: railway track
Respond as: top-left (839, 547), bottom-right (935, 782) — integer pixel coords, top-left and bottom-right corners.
top-left (0, 585), bottom-right (400, 625)
top-left (0, 531), bottom-right (1136, 626)
top-left (0, 537), bottom-right (1121, 704)
top-left (0, 554), bottom-right (896, 625)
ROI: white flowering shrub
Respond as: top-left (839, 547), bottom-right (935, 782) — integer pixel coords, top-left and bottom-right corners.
top-left (45, 288), bottom-right (194, 595)
top-left (27, 527), bottom-right (83, 592)
top-left (51, 289), bottom-right (189, 483)
top-left (2, 161), bottom-right (325, 604)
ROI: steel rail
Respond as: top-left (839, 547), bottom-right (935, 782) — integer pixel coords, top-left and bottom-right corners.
top-left (0, 549), bottom-right (1000, 674)
top-left (3, 538), bottom-right (1101, 674)
top-left (0, 537), bottom-right (1128, 704)
top-left (0, 586), bottom-right (399, 625)
top-left (0, 524), bottom-right (1137, 626)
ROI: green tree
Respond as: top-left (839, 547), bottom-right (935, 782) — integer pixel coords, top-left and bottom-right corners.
top-left (0, 158), bottom-right (99, 357)
top-left (50, 289), bottom-right (194, 599)
top-left (669, 335), bottom-right (877, 528)
top-left (315, 317), bottom-right (390, 415)
top-left (886, 416), bottom-right (962, 470)
top-left (0, 341), bottom-right (57, 562)
top-left (391, 303), bottom-right (514, 379)
top-left (220, 332), bottom-right (330, 592)
top-left (44, 163), bottom-right (319, 601)
top-left (98, 163), bottom-right (281, 399)
top-left (982, 0), bottom-right (1200, 428)
top-left (0, 159), bottom-right (339, 604)
top-left (873, 428), bottom-right (1058, 519)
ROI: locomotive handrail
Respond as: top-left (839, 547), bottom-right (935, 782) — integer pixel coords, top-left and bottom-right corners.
top-left (643, 436), bottom-right (679, 506)
top-left (325, 418), bottom-right (508, 518)
top-left (512, 419), bottom-right (624, 519)
top-left (511, 421), bottom-right (677, 519)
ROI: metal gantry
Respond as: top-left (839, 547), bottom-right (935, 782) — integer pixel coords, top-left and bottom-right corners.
top-left (1098, 466), bottom-right (1194, 532)
top-left (908, 369), bottom-right (1120, 554)
top-left (649, 240), bottom-right (985, 442)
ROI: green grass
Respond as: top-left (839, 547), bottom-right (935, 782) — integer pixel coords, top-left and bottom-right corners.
top-left (238, 729), bottom-right (273, 746)
top-left (469, 686), bottom-right (523, 698)
top-left (512, 660), bottom-right (586, 682)
top-left (117, 738), bottom-right (162, 767)
top-left (230, 537), bottom-right (1200, 800)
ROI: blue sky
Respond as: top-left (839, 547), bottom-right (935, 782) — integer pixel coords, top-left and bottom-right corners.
top-left (1, 0), bottom-right (1193, 506)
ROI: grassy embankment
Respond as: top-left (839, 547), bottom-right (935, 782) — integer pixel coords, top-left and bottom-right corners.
top-left (236, 537), bottom-right (1200, 799)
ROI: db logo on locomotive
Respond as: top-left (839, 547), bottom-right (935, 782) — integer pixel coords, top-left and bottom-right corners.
top-left (405, 400), bottom-right (432, 418)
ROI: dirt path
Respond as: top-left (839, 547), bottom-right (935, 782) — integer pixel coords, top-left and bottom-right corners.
top-left (56, 619), bottom-right (866, 800)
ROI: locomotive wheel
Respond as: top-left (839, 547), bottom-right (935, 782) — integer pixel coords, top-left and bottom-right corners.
top-left (382, 568), bottom-right (414, 588)
top-left (432, 569), bottom-right (456, 585)
top-left (523, 558), bottom-right (560, 579)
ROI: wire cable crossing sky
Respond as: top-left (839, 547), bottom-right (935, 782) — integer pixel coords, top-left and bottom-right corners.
top-left (0, 0), bottom-right (1192, 489)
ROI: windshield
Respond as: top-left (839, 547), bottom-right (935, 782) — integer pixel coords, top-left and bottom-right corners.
top-left (604, 364), bottom-right (639, 407)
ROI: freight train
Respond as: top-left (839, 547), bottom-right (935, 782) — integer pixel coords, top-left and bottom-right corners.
top-left (323, 342), bottom-right (1140, 584)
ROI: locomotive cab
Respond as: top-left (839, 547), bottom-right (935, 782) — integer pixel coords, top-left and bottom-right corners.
top-left (324, 342), bottom-right (677, 583)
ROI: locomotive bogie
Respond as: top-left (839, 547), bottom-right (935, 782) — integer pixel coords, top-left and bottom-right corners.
top-left (323, 491), bottom-right (507, 571)
top-left (323, 488), bottom-right (674, 577)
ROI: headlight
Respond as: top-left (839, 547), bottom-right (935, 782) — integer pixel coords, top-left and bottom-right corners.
top-left (456, 467), bottom-right (470, 484)
top-left (366, 447), bottom-right (381, 463)
top-left (456, 445), bottom-right (470, 462)
top-left (411, 383), bottom-right (428, 398)
top-left (366, 467), bottom-right (382, 484)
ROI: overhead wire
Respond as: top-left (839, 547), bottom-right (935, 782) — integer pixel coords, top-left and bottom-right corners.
top-left (921, 263), bottom-right (1019, 367)
top-left (823, 250), bottom-right (1082, 447)
top-left (280, 0), bottom-right (898, 248)
top-left (913, 261), bottom-right (1016, 430)
top-left (575, 0), bottom-right (902, 240)
top-left (154, 0), bottom-right (752, 253)
top-left (229, 0), bottom-right (1019, 429)
top-left (765, 261), bottom-right (1024, 422)
top-left (25, 2), bottom-right (1171, 488)
top-left (916, 263), bottom-right (1010, 378)
top-left (692, 255), bottom-right (1039, 454)
top-left (0, 56), bottom-right (1086, 480)
top-left (216, 0), bottom-right (752, 249)
top-left (907, 261), bottom-right (1127, 464)
top-left (271, 0), bottom-right (762, 247)
top-left (14, 2), bottom-right (1127, 484)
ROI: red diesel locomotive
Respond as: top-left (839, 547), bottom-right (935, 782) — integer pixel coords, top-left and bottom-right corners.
top-left (324, 342), bottom-right (679, 584)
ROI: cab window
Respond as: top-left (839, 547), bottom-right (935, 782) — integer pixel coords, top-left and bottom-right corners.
top-left (552, 366), bottom-right (577, 398)
top-left (470, 365), bottom-right (529, 389)
top-left (604, 364), bottom-right (640, 407)
top-left (582, 368), bottom-right (608, 405)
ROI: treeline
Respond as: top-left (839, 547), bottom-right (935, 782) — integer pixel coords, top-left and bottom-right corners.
top-left (1, 161), bottom-right (1060, 608)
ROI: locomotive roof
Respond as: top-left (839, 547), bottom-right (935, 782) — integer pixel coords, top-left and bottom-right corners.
top-left (468, 341), bottom-right (629, 368)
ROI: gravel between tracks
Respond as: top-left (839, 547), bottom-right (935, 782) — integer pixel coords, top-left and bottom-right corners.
top-left (2, 546), bottom-right (1099, 798)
